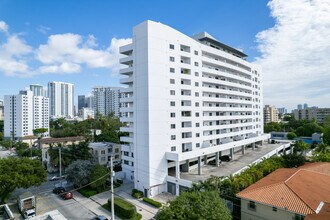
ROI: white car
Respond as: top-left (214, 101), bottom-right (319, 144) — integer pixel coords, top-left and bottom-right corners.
top-left (23, 209), bottom-right (36, 219)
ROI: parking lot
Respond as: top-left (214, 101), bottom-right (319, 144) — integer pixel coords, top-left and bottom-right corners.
top-left (180, 142), bottom-right (286, 182)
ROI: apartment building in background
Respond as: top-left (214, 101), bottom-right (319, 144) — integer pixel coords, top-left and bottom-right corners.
top-left (4, 90), bottom-right (49, 139)
top-left (48, 82), bottom-right (74, 118)
top-left (0, 99), bottom-right (4, 120)
top-left (264, 105), bottom-right (279, 123)
top-left (88, 142), bottom-right (121, 166)
top-left (293, 107), bottom-right (330, 123)
top-left (92, 87), bottom-right (121, 117)
top-left (30, 84), bottom-right (45, 96)
top-left (277, 107), bottom-right (287, 115)
top-left (78, 95), bottom-right (87, 111)
top-left (119, 20), bottom-right (268, 197)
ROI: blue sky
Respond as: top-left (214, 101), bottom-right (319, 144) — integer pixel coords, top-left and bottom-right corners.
top-left (1, 0), bottom-right (330, 110)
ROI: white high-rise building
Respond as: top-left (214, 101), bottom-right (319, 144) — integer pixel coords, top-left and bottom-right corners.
top-left (48, 82), bottom-right (74, 118)
top-left (4, 90), bottom-right (49, 139)
top-left (119, 21), bottom-right (268, 197)
top-left (0, 99), bottom-right (4, 120)
top-left (30, 84), bottom-right (44, 96)
top-left (92, 87), bottom-right (121, 117)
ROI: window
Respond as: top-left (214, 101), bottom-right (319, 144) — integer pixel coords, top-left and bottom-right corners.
top-left (170, 90), bottom-right (175, 95)
top-left (248, 201), bottom-right (256, 211)
top-left (169, 44), bottom-right (174, 49)
top-left (195, 72), bottom-right (199, 77)
top-left (170, 101), bottom-right (175, 106)
top-left (124, 160), bottom-right (129, 165)
top-left (195, 92), bottom-right (199, 97)
top-left (115, 148), bottom-right (119, 153)
top-left (101, 150), bottom-right (106, 155)
top-left (196, 143), bottom-right (200, 147)
top-left (194, 62), bottom-right (199, 67)
top-left (196, 133), bottom-right (200, 137)
top-left (196, 123), bottom-right (200, 127)
top-left (195, 82), bottom-right (199, 87)
top-left (171, 135), bottom-right (176, 140)
top-left (170, 68), bottom-right (175, 73)
top-left (124, 151), bottom-right (129, 156)
top-left (170, 113), bottom-right (176, 118)
top-left (170, 56), bottom-right (175, 62)
top-left (195, 102), bottom-right (199, 107)
top-left (195, 112), bottom-right (199, 117)
top-left (170, 79), bottom-right (175, 84)
top-left (194, 50), bottom-right (198, 55)
top-left (171, 124), bottom-right (176, 129)
top-left (171, 146), bottom-right (176, 152)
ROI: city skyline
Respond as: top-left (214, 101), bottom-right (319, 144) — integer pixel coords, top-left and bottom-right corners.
top-left (0, 0), bottom-right (329, 110)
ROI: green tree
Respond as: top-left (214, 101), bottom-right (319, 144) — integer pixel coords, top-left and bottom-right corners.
top-left (282, 153), bottom-right (305, 168)
top-left (66, 160), bottom-right (93, 188)
top-left (322, 127), bottom-right (330, 145)
top-left (156, 191), bottom-right (232, 220)
top-left (292, 140), bottom-right (310, 156)
top-left (0, 157), bottom-right (46, 203)
top-left (287, 132), bottom-right (297, 140)
top-left (90, 164), bottom-right (109, 191)
top-left (33, 128), bottom-right (48, 138)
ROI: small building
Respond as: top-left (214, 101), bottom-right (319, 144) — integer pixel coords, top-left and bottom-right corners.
top-left (88, 142), bottom-right (121, 166)
top-left (270, 132), bottom-right (288, 140)
top-left (237, 162), bottom-right (330, 220)
top-left (38, 136), bottom-right (85, 172)
top-left (30, 209), bottom-right (67, 220)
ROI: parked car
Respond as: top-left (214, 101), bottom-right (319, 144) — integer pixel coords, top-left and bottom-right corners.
top-left (60, 192), bottom-right (73, 200)
top-left (219, 155), bottom-right (231, 162)
top-left (208, 160), bottom-right (221, 166)
top-left (53, 187), bottom-right (66, 194)
top-left (92, 216), bottom-right (108, 220)
top-left (23, 209), bottom-right (36, 219)
top-left (50, 175), bottom-right (66, 181)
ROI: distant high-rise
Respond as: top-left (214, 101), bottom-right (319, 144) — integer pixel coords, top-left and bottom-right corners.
top-left (78, 95), bottom-right (86, 111)
top-left (92, 87), bottom-right (121, 117)
top-left (48, 82), bottom-right (74, 118)
top-left (30, 84), bottom-right (44, 96)
top-left (85, 95), bottom-right (93, 108)
top-left (264, 105), bottom-right (279, 123)
top-left (297, 104), bottom-right (303, 110)
top-left (0, 99), bottom-right (4, 120)
top-left (303, 103), bottom-right (308, 109)
top-left (4, 90), bottom-right (49, 139)
top-left (277, 107), bottom-right (287, 114)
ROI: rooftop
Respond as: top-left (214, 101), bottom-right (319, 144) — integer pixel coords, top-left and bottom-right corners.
top-left (237, 162), bottom-right (330, 215)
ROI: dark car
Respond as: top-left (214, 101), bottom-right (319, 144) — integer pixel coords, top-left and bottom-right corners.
top-left (219, 155), bottom-right (231, 162)
top-left (53, 186), bottom-right (66, 194)
top-left (208, 160), bottom-right (221, 166)
top-left (60, 192), bottom-right (73, 200)
top-left (92, 216), bottom-right (108, 220)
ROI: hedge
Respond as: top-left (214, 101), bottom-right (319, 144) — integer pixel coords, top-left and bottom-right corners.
top-left (78, 187), bottom-right (98, 198)
top-left (108, 197), bottom-right (137, 219)
top-left (132, 189), bottom-right (144, 199)
top-left (143, 197), bottom-right (162, 208)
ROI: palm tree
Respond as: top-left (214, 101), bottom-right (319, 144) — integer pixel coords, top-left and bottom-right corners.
top-left (315, 143), bottom-right (330, 154)
top-left (292, 140), bottom-right (310, 156)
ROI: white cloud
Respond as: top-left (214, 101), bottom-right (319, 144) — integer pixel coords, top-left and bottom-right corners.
top-left (0, 21), bottom-right (9, 33)
top-left (255, 0), bottom-right (330, 110)
top-left (38, 62), bottom-right (81, 73)
top-left (36, 33), bottom-right (131, 75)
top-left (37, 25), bottom-right (51, 34)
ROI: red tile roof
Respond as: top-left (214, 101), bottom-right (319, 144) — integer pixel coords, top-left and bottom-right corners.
top-left (237, 162), bottom-right (330, 215)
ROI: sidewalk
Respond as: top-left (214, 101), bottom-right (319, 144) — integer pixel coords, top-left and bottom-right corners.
top-left (90, 183), bottom-right (159, 220)
top-left (74, 191), bottom-right (112, 219)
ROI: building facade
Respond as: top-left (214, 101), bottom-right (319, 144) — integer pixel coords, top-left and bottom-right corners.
top-left (0, 99), bottom-right (4, 120)
top-left (4, 90), bottom-right (49, 139)
top-left (293, 107), bottom-right (330, 123)
top-left (80, 107), bottom-right (94, 120)
top-left (264, 105), bottom-right (279, 123)
top-left (30, 84), bottom-right (44, 97)
top-left (88, 142), bottom-right (121, 166)
top-left (277, 107), bottom-right (287, 114)
top-left (48, 82), bottom-right (74, 118)
top-left (119, 21), bottom-right (267, 197)
top-left (92, 87), bottom-right (121, 117)
top-left (78, 95), bottom-right (86, 111)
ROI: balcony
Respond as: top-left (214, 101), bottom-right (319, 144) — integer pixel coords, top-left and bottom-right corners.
top-left (120, 106), bottom-right (133, 113)
top-left (120, 136), bottom-right (134, 143)
top-left (120, 77), bottom-right (133, 84)
top-left (120, 67), bottom-right (133, 75)
top-left (120, 116), bottom-right (134, 123)
top-left (120, 44), bottom-right (133, 55)
top-left (120, 96), bottom-right (133, 103)
top-left (120, 126), bottom-right (134, 133)
top-left (120, 87), bottom-right (133, 93)
top-left (120, 56), bottom-right (133, 65)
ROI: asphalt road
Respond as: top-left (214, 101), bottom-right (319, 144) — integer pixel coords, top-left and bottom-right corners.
top-left (9, 175), bottom-right (97, 220)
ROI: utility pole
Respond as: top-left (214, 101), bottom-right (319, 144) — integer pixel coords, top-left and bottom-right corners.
top-left (59, 147), bottom-right (62, 177)
top-left (110, 156), bottom-right (115, 220)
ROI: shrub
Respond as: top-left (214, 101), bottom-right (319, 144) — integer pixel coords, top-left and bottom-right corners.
top-left (78, 187), bottom-right (98, 197)
top-left (132, 189), bottom-right (144, 199)
top-left (287, 132), bottom-right (297, 140)
top-left (143, 197), bottom-right (162, 208)
top-left (108, 197), bottom-right (137, 219)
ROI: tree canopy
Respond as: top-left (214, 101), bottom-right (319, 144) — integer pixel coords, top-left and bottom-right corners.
top-left (0, 157), bottom-right (46, 203)
top-left (156, 190), bottom-right (232, 220)
top-left (66, 160), bottom-right (93, 188)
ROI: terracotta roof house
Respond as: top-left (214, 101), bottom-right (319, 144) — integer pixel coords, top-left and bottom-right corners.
top-left (236, 162), bottom-right (330, 220)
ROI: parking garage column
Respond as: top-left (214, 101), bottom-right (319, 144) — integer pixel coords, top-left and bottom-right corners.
top-left (182, 159), bottom-right (189, 172)
top-left (242, 145), bottom-right (246, 155)
top-left (198, 156), bottom-right (202, 175)
top-left (176, 160), bottom-right (180, 179)
top-left (252, 143), bottom-right (256, 150)
top-left (204, 155), bottom-right (208, 165)
top-left (215, 152), bottom-right (219, 167)
top-left (230, 148), bottom-right (234, 160)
